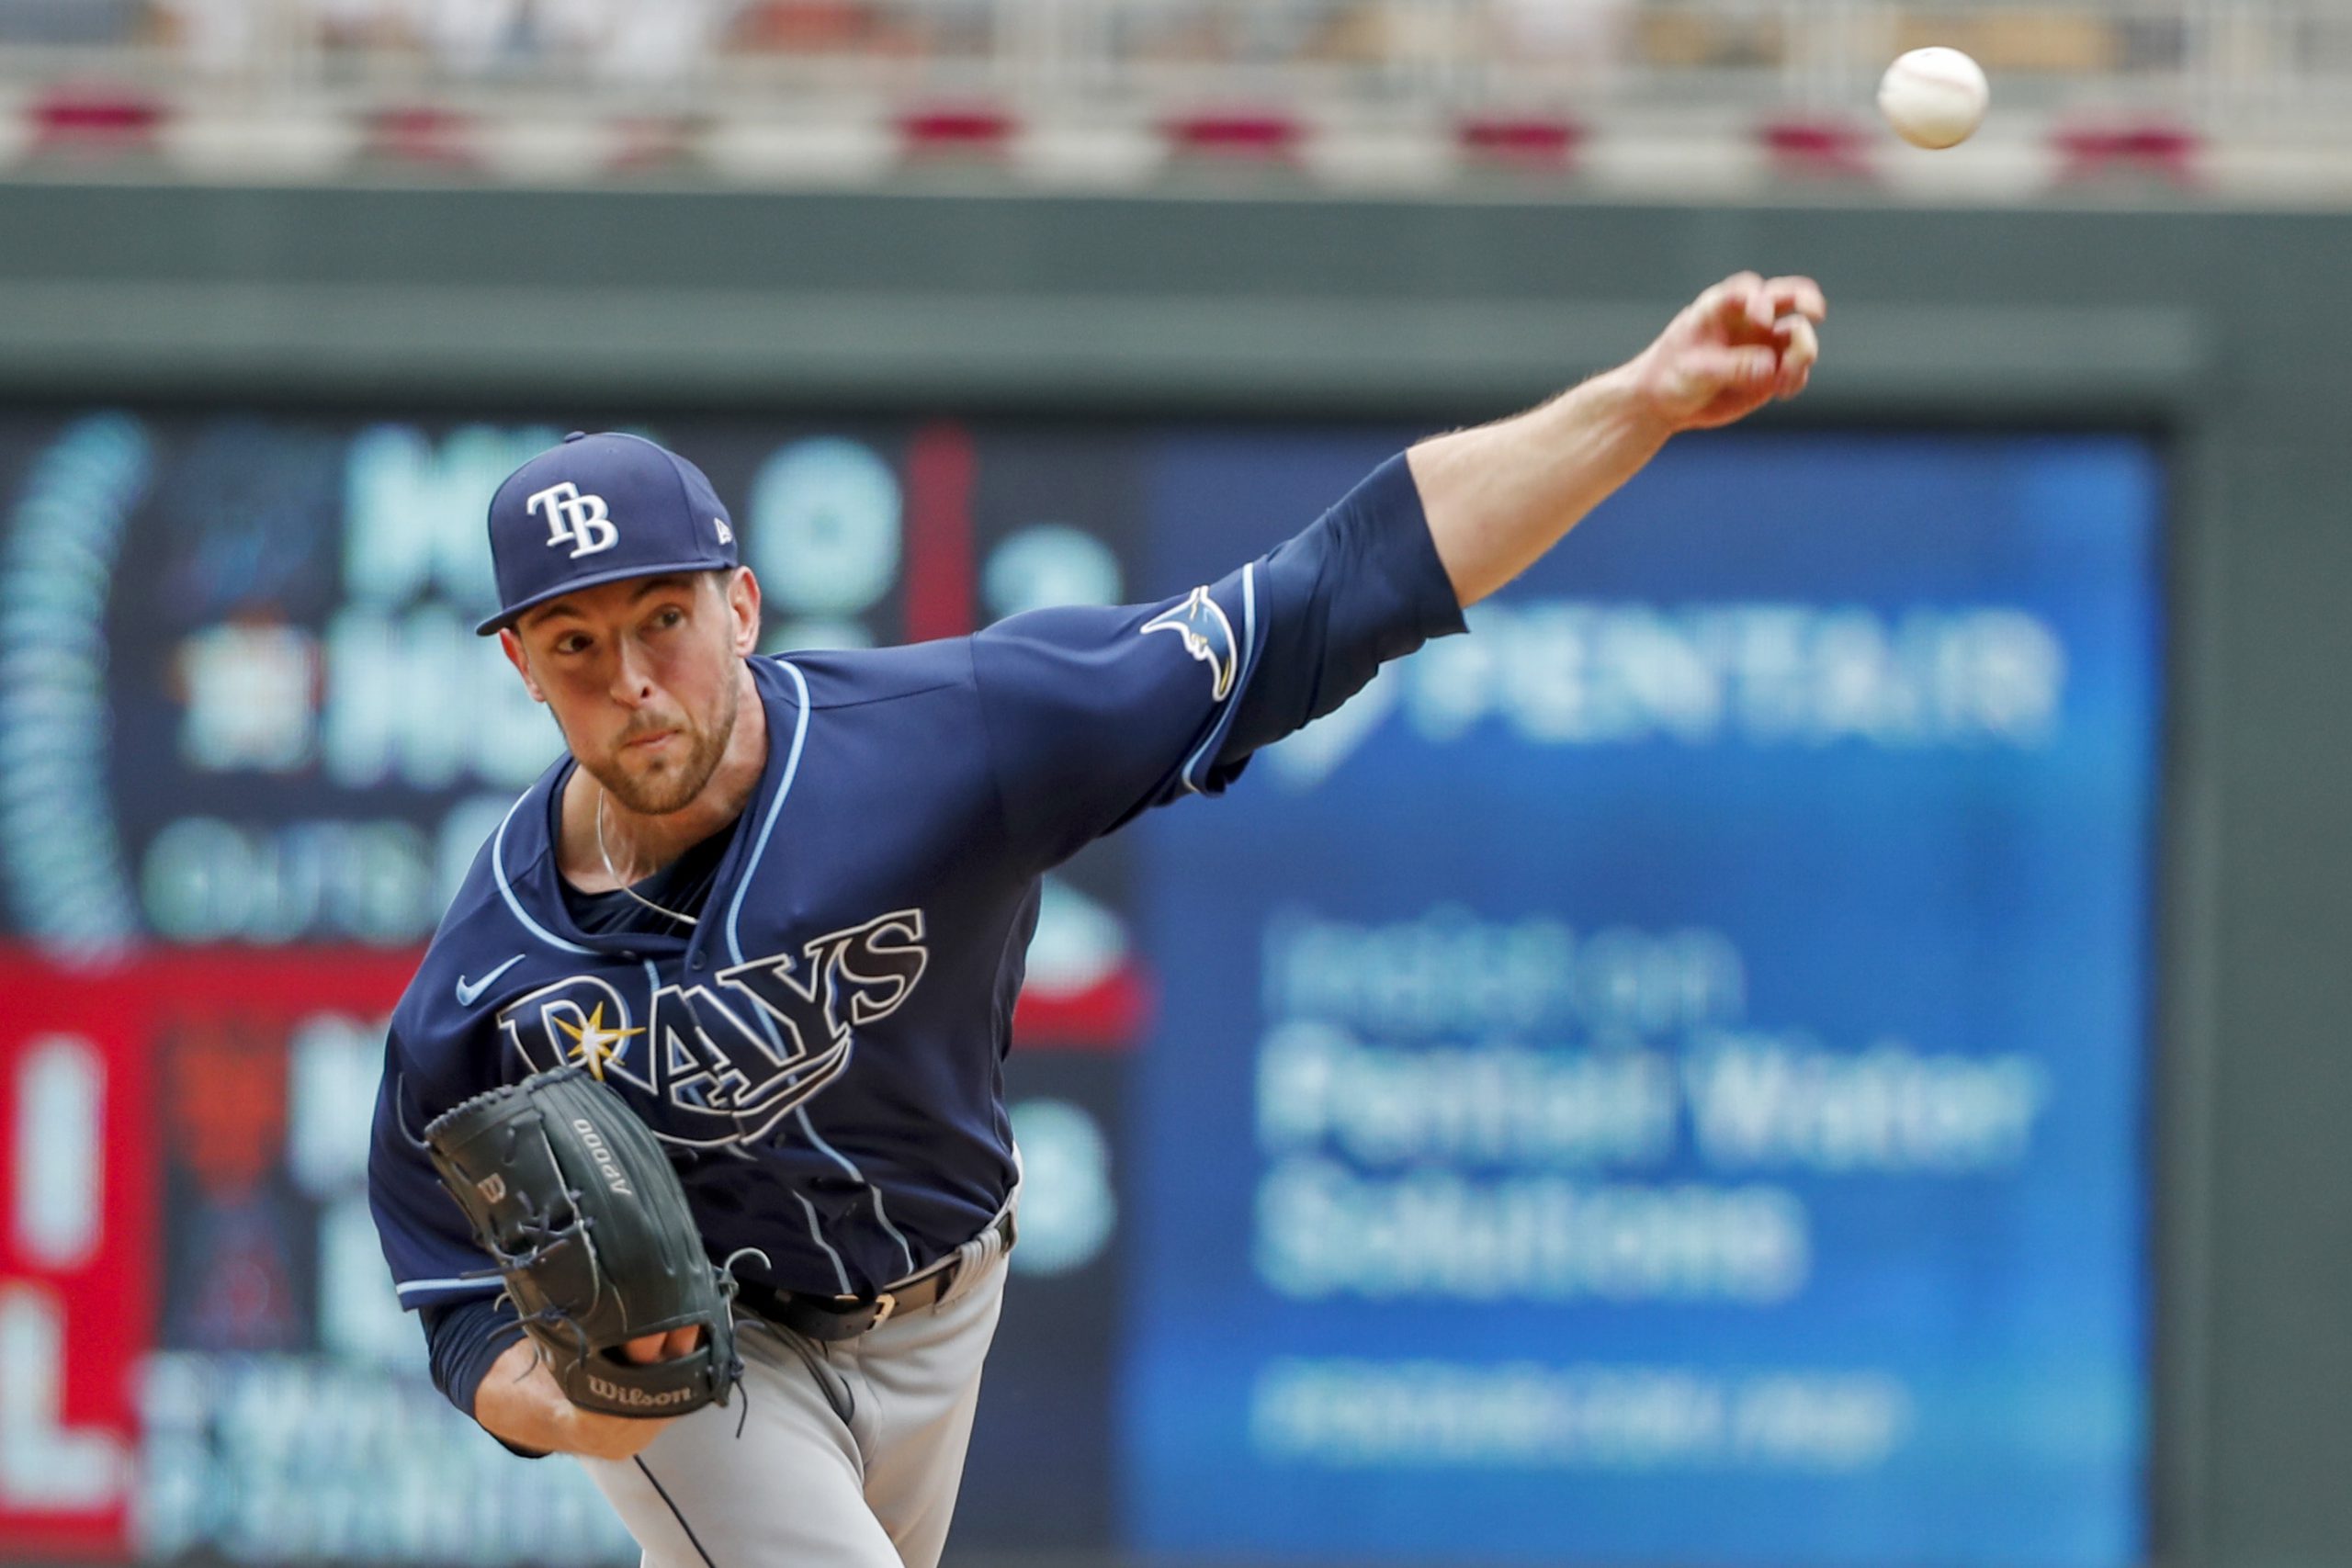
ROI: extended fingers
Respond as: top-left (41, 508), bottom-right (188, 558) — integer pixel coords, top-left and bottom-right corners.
top-left (1702, 272), bottom-right (1827, 338)
top-left (1702, 272), bottom-right (1769, 333)
top-left (1773, 314), bottom-right (1820, 398)
top-left (1763, 275), bottom-right (1827, 324)
top-left (1652, 273), bottom-right (1825, 425)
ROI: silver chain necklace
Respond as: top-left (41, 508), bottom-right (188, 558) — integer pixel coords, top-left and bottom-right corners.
top-left (594, 785), bottom-right (700, 927)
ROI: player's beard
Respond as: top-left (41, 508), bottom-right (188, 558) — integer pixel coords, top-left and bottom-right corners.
top-left (590, 671), bottom-right (741, 818)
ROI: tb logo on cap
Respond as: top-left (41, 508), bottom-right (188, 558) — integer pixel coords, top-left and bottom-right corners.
top-left (527, 481), bottom-right (619, 558)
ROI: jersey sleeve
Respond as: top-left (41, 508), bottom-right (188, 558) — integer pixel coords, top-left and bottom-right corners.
top-left (367, 1027), bottom-right (504, 1314)
top-left (420, 1295), bottom-right (548, 1456)
top-left (974, 453), bottom-right (1464, 869)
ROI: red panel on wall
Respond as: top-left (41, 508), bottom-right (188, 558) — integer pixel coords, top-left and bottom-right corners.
top-left (0, 947), bottom-right (421, 1560)
top-left (0, 953), bottom-right (155, 1556)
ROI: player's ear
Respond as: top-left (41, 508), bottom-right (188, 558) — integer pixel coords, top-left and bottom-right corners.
top-left (498, 628), bottom-right (548, 704)
top-left (726, 567), bottom-right (762, 656)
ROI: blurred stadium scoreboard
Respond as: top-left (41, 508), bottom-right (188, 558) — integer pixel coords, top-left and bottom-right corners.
top-left (0, 412), bottom-right (2162, 1567)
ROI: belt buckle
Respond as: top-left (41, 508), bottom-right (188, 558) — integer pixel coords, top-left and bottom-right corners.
top-left (870, 1291), bottom-right (898, 1327)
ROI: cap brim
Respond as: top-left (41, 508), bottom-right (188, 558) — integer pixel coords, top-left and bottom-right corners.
top-left (475, 556), bottom-right (737, 636)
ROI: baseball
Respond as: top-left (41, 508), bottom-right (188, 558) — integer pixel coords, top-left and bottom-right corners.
top-left (1876, 47), bottom-right (1989, 149)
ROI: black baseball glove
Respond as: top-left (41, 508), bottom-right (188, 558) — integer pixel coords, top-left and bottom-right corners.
top-left (423, 1066), bottom-right (742, 1419)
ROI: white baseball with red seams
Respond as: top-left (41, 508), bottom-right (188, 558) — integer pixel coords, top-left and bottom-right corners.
top-left (1877, 47), bottom-right (1990, 149)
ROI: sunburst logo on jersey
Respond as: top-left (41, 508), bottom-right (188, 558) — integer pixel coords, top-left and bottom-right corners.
top-left (552, 1002), bottom-right (644, 1082)
top-left (492, 908), bottom-right (930, 1149)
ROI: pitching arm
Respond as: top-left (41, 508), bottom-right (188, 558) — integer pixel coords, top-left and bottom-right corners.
top-left (973, 456), bottom-right (1465, 870)
top-left (1414, 273), bottom-right (1825, 608)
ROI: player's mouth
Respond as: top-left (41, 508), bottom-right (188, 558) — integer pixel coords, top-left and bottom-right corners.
top-left (623, 728), bottom-right (679, 752)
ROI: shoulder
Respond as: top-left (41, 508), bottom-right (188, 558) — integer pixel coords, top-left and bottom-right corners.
top-left (390, 764), bottom-right (568, 1059)
top-left (756, 641), bottom-right (978, 713)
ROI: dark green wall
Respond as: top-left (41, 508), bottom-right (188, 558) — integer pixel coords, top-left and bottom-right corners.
top-left (4, 181), bottom-right (2341, 1568)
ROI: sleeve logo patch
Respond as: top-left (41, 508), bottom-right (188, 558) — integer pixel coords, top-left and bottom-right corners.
top-left (1142, 586), bottom-right (1239, 702)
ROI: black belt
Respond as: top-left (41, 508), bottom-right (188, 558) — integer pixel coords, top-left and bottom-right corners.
top-left (735, 1211), bottom-right (1014, 1343)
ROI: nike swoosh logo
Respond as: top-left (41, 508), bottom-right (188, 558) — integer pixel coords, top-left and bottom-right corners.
top-left (454, 953), bottom-right (526, 1008)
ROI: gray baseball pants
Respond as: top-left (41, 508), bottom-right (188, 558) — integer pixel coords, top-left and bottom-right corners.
top-left (579, 1223), bottom-right (1012, 1568)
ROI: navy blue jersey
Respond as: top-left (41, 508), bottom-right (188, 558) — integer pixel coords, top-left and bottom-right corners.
top-left (368, 455), bottom-right (1463, 1406)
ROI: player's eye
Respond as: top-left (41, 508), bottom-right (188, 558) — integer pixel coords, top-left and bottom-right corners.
top-left (553, 632), bottom-right (592, 656)
top-left (650, 606), bottom-right (686, 632)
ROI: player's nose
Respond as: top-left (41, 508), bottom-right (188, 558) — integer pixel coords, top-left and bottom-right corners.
top-left (607, 643), bottom-right (659, 707)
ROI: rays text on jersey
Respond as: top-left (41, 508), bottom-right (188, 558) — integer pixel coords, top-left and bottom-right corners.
top-left (495, 909), bottom-right (929, 1148)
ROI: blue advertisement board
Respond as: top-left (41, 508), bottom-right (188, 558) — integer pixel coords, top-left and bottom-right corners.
top-left (0, 408), bottom-right (2158, 1568)
top-left (1123, 432), bottom-right (2163, 1568)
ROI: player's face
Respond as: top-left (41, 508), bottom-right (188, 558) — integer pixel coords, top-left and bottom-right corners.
top-left (500, 569), bottom-right (762, 815)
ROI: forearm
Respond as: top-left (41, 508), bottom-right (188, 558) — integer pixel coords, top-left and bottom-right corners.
top-left (471, 1337), bottom-right (573, 1454)
top-left (470, 1330), bottom-right (684, 1461)
top-left (1408, 364), bottom-right (1672, 610)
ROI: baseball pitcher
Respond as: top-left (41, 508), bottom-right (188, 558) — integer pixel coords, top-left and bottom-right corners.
top-left (368, 275), bottom-right (1825, 1567)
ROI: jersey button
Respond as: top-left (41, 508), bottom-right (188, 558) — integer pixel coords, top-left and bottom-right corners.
top-left (690, 953), bottom-right (707, 970)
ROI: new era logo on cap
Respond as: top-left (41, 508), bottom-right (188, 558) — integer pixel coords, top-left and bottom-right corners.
top-left (478, 432), bottom-right (740, 636)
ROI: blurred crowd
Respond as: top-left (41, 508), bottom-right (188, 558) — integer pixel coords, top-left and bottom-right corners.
top-left (0, 0), bottom-right (1623, 77)
top-left (0, 0), bottom-right (2188, 85)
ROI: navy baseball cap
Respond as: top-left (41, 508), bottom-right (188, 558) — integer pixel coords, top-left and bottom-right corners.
top-left (476, 431), bottom-right (740, 636)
